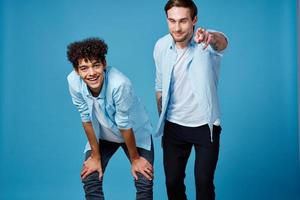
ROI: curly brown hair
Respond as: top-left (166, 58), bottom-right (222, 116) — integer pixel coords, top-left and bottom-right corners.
top-left (67, 37), bottom-right (108, 69)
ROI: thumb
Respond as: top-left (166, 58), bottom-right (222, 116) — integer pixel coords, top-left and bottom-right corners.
top-left (98, 169), bottom-right (103, 180)
top-left (197, 28), bottom-right (205, 41)
top-left (132, 169), bottom-right (138, 180)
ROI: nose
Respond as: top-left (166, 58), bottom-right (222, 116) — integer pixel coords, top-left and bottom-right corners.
top-left (87, 67), bottom-right (96, 76)
top-left (175, 22), bottom-right (181, 32)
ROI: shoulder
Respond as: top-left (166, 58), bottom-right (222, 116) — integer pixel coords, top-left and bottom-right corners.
top-left (67, 70), bottom-right (82, 91)
top-left (154, 34), bottom-right (172, 51)
top-left (106, 67), bottom-right (132, 90)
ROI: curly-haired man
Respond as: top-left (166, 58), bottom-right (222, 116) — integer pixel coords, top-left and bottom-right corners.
top-left (67, 38), bottom-right (154, 200)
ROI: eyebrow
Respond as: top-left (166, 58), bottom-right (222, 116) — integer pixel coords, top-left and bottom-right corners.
top-left (78, 65), bottom-right (88, 68)
top-left (168, 17), bottom-right (189, 21)
top-left (78, 62), bottom-right (101, 67)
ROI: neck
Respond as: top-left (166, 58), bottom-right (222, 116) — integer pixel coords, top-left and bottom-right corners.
top-left (91, 90), bottom-right (100, 97)
top-left (175, 41), bottom-right (188, 49)
top-left (89, 84), bottom-right (103, 97)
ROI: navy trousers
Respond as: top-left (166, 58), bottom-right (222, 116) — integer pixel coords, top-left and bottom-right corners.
top-left (82, 139), bottom-right (154, 200)
top-left (162, 121), bottom-right (221, 200)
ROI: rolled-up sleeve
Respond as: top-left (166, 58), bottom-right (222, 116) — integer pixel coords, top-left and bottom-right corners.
top-left (153, 41), bottom-right (162, 92)
top-left (113, 83), bottom-right (134, 130)
top-left (68, 84), bottom-right (91, 123)
top-left (207, 29), bottom-right (228, 56)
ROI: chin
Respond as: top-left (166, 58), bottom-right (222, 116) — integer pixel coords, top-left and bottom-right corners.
top-left (172, 35), bottom-right (186, 43)
top-left (89, 84), bottom-right (101, 90)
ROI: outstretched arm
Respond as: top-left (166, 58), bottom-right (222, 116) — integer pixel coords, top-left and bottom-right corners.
top-left (194, 28), bottom-right (228, 51)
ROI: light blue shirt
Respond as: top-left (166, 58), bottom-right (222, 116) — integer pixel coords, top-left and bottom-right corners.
top-left (167, 46), bottom-right (207, 127)
top-left (154, 33), bottom-right (224, 137)
top-left (67, 66), bottom-right (152, 152)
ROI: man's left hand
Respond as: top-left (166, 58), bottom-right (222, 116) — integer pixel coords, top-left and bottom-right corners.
top-left (131, 156), bottom-right (153, 181)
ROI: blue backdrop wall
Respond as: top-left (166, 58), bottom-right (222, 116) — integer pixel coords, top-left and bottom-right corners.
top-left (0, 0), bottom-right (299, 199)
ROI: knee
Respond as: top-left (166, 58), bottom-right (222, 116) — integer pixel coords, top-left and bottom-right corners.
top-left (165, 175), bottom-right (181, 190)
top-left (82, 172), bottom-right (104, 199)
top-left (196, 174), bottom-right (214, 189)
top-left (82, 171), bottom-right (103, 184)
top-left (134, 173), bottom-right (153, 192)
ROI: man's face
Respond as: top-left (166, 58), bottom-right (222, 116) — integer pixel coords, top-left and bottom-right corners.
top-left (76, 58), bottom-right (106, 95)
top-left (167, 7), bottom-right (197, 45)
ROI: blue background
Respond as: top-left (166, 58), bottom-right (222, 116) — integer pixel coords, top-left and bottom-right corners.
top-left (0, 0), bottom-right (299, 199)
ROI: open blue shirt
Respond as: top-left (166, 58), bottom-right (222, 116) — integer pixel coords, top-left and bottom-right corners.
top-left (67, 66), bottom-right (152, 153)
top-left (154, 33), bottom-right (225, 137)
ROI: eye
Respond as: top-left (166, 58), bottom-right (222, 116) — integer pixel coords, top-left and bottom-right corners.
top-left (168, 19), bottom-right (176, 24)
top-left (93, 63), bottom-right (101, 68)
top-left (180, 19), bottom-right (188, 24)
top-left (79, 66), bottom-right (88, 71)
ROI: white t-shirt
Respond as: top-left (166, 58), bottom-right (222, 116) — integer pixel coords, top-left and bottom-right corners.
top-left (92, 97), bottom-right (124, 143)
top-left (167, 46), bottom-right (220, 127)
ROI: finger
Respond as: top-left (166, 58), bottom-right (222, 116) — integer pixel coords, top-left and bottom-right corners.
top-left (193, 28), bottom-right (200, 43)
top-left (206, 34), bottom-right (212, 45)
top-left (145, 166), bottom-right (153, 173)
top-left (145, 163), bottom-right (153, 171)
top-left (140, 171), bottom-right (152, 181)
top-left (98, 169), bottom-right (103, 180)
top-left (198, 28), bottom-right (206, 42)
top-left (198, 29), bottom-right (206, 43)
top-left (203, 42), bottom-right (209, 50)
top-left (144, 168), bottom-right (153, 177)
top-left (198, 27), bottom-right (205, 35)
top-left (198, 34), bottom-right (204, 43)
top-left (140, 157), bottom-right (153, 171)
top-left (80, 167), bottom-right (87, 177)
top-left (203, 30), bottom-right (209, 43)
top-left (132, 170), bottom-right (138, 180)
top-left (83, 168), bottom-right (95, 180)
top-left (203, 33), bottom-right (213, 50)
top-left (81, 169), bottom-right (89, 179)
top-left (194, 34), bottom-right (199, 43)
top-left (202, 33), bottom-right (210, 49)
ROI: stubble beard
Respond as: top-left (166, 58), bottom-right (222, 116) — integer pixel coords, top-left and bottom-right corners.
top-left (171, 31), bottom-right (193, 45)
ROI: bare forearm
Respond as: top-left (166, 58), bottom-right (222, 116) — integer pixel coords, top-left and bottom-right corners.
top-left (82, 122), bottom-right (100, 159)
top-left (120, 129), bottom-right (139, 161)
top-left (210, 32), bottom-right (228, 51)
top-left (156, 91), bottom-right (162, 116)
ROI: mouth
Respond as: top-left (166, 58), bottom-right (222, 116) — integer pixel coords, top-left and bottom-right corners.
top-left (86, 76), bottom-right (100, 84)
top-left (173, 32), bottom-right (184, 37)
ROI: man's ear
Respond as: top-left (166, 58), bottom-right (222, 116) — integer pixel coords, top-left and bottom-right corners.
top-left (102, 60), bottom-right (107, 70)
top-left (74, 67), bottom-right (79, 74)
top-left (192, 16), bottom-right (198, 25)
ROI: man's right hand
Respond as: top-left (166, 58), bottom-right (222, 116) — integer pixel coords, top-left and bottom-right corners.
top-left (80, 156), bottom-right (102, 180)
top-left (156, 91), bottom-right (162, 116)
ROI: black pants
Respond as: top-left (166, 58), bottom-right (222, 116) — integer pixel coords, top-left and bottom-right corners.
top-left (162, 121), bottom-right (221, 200)
top-left (82, 139), bottom-right (154, 200)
